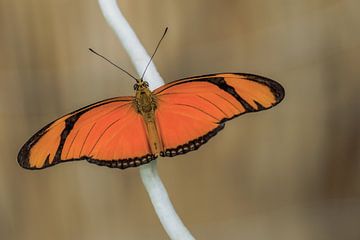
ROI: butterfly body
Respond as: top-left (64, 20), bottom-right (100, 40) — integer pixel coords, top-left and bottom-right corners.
top-left (134, 80), bottom-right (163, 154)
top-left (18, 73), bottom-right (284, 170)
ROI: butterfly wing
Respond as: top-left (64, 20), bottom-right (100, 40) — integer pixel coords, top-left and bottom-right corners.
top-left (153, 73), bottom-right (285, 157)
top-left (18, 96), bottom-right (156, 170)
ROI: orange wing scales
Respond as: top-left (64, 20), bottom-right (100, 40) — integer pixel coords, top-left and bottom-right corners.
top-left (155, 73), bottom-right (285, 158)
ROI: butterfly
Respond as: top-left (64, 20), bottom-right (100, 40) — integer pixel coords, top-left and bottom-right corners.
top-left (17, 71), bottom-right (284, 170)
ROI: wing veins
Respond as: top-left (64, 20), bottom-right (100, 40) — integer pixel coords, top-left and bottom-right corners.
top-left (64, 130), bottom-right (79, 159)
top-left (171, 103), bottom-right (219, 122)
top-left (214, 93), bottom-right (243, 113)
top-left (88, 118), bottom-right (123, 157)
top-left (79, 122), bottom-right (97, 157)
top-left (196, 94), bottom-right (229, 118)
top-left (90, 102), bottom-right (132, 122)
top-left (63, 103), bottom-right (131, 159)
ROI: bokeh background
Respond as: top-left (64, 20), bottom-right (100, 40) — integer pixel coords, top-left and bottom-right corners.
top-left (1, 0), bottom-right (359, 239)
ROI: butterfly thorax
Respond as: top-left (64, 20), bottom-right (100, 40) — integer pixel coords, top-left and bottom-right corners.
top-left (134, 81), bottom-right (163, 154)
top-left (134, 85), bottom-right (156, 115)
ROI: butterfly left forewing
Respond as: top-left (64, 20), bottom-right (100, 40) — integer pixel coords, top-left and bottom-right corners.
top-left (18, 96), bottom-right (157, 170)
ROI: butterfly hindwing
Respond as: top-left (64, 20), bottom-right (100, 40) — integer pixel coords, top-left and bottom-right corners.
top-left (154, 73), bottom-right (284, 157)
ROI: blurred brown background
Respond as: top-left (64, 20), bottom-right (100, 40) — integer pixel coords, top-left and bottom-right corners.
top-left (1, 0), bottom-right (359, 239)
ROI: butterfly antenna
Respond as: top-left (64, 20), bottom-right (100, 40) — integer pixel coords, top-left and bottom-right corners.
top-left (89, 48), bottom-right (139, 82)
top-left (140, 27), bottom-right (168, 81)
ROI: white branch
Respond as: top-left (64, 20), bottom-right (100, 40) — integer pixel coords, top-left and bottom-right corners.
top-left (140, 161), bottom-right (195, 240)
top-left (98, 0), bottom-right (163, 90)
top-left (98, 0), bottom-right (195, 239)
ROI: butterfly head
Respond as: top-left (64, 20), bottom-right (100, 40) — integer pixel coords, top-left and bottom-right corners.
top-left (133, 81), bottom-right (150, 92)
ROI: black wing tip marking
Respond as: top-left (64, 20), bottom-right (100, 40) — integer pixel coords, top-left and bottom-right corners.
top-left (160, 123), bottom-right (225, 157)
top-left (17, 152), bottom-right (31, 169)
top-left (17, 145), bottom-right (30, 168)
top-left (205, 73), bottom-right (285, 113)
top-left (17, 121), bottom-right (54, 170)
top-left (234, 73), bottom-right (285, 105)
top-left (215, 74), bottom-right (285, 123)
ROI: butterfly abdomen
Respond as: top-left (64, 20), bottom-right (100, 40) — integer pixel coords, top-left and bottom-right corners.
top-left (144, 119), bottom-right (164, 155)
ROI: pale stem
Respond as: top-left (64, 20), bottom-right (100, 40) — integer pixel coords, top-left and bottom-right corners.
top-left (139, 161), bottom-right (195, 240)
top-left (97, 0), bottom-right (195, 239)
top-left (98, 0), bottom-right (163, 90)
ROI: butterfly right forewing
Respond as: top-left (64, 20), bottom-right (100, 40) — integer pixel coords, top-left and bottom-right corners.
top-left (154, 73), bottom-right (284, 157)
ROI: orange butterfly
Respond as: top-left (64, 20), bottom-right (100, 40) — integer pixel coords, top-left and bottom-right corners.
top-left (18, 71), bottom-right (284, 170)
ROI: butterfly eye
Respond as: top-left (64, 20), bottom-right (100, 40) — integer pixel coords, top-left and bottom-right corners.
top-left (143, 81), bottom-right (149, 88)
top-left (133, 84), bottom-right (139, 91)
